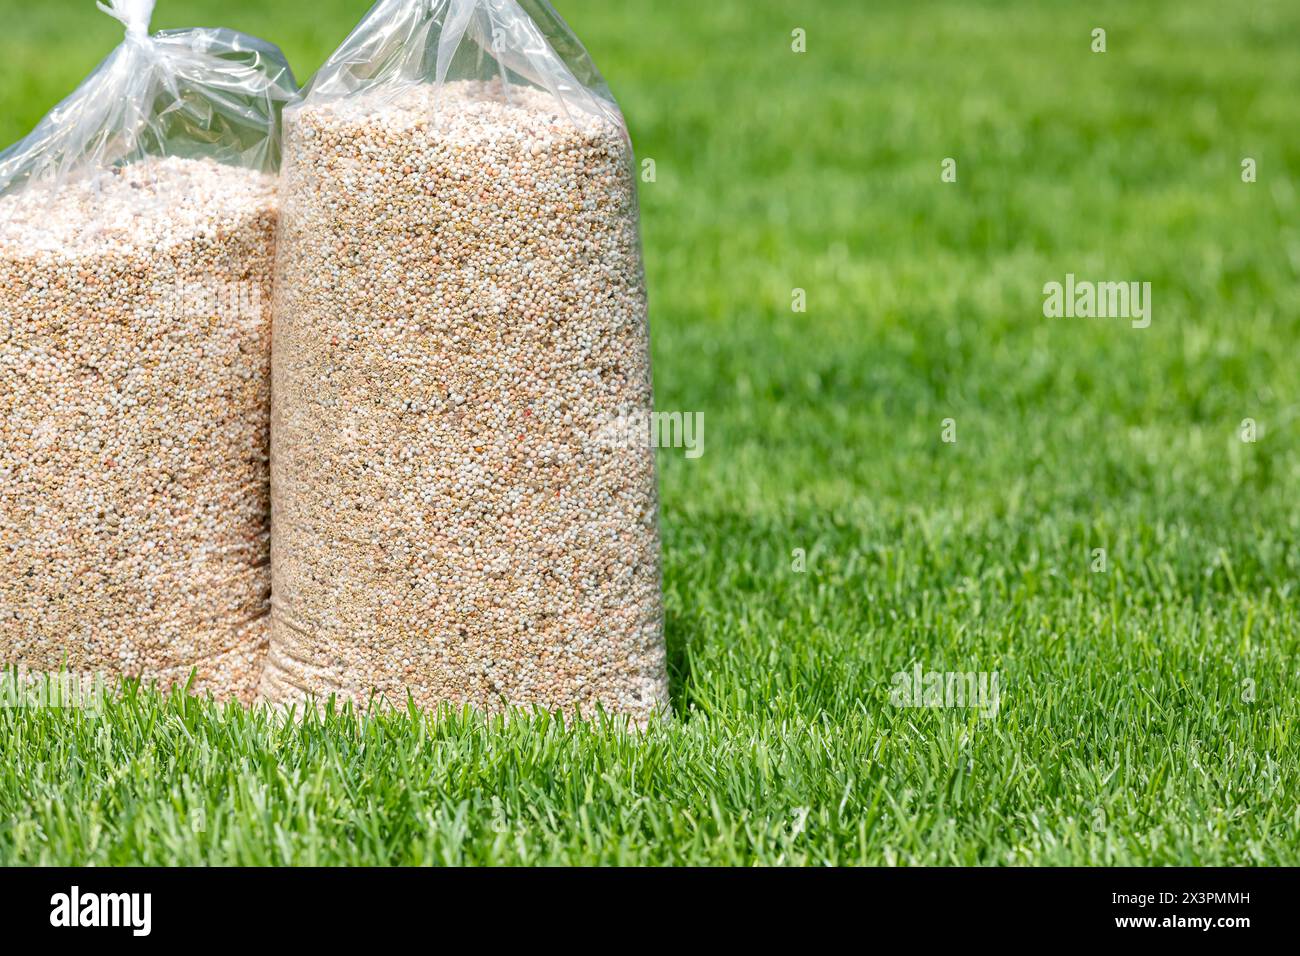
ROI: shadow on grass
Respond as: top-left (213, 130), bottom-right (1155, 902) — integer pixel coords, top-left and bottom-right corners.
top-left (664, 604), bottom-right (701, 718)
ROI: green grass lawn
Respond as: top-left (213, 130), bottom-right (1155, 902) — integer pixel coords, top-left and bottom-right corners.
top-left (2, 0), bottom-right (1298, 865)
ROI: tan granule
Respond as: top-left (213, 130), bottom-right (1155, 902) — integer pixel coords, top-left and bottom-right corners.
top-left (263, 80), bottom-right (668, 721)
top-left (0, 157), bottom-right (277, 703)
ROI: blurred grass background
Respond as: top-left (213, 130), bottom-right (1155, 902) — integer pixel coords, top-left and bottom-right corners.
top-left (1, 0), bottom-right (1298, 865)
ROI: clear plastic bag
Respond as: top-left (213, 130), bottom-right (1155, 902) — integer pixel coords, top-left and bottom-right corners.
top-left (303, 0), bottom-right (622, 127)
top-left (265, 0), bottom-right (668, 721)
top-left (0, 1), bottom-right (297, 703)
top-left (0, 0), bottom-right (297, 199)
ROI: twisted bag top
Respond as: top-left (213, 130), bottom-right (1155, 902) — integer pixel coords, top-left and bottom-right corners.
top-left (300, 0), bottom-right (624, 131)
top-left (0, 0), bottom-right (298, 198)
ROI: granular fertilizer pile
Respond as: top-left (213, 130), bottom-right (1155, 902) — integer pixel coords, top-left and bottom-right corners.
top-left (264, 80), bottom-right (668, 720)
top-left (0, 157), bottom-right (277, 703)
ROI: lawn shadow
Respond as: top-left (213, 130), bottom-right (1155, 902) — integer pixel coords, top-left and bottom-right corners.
top-left (663, 604), bottom-right (700, 718)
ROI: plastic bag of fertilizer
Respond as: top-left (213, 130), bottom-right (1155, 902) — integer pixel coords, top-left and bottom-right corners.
top-left (265, 0), bottom-right (668, 721)
top-left (0, 0), bottom-right (297, 702)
